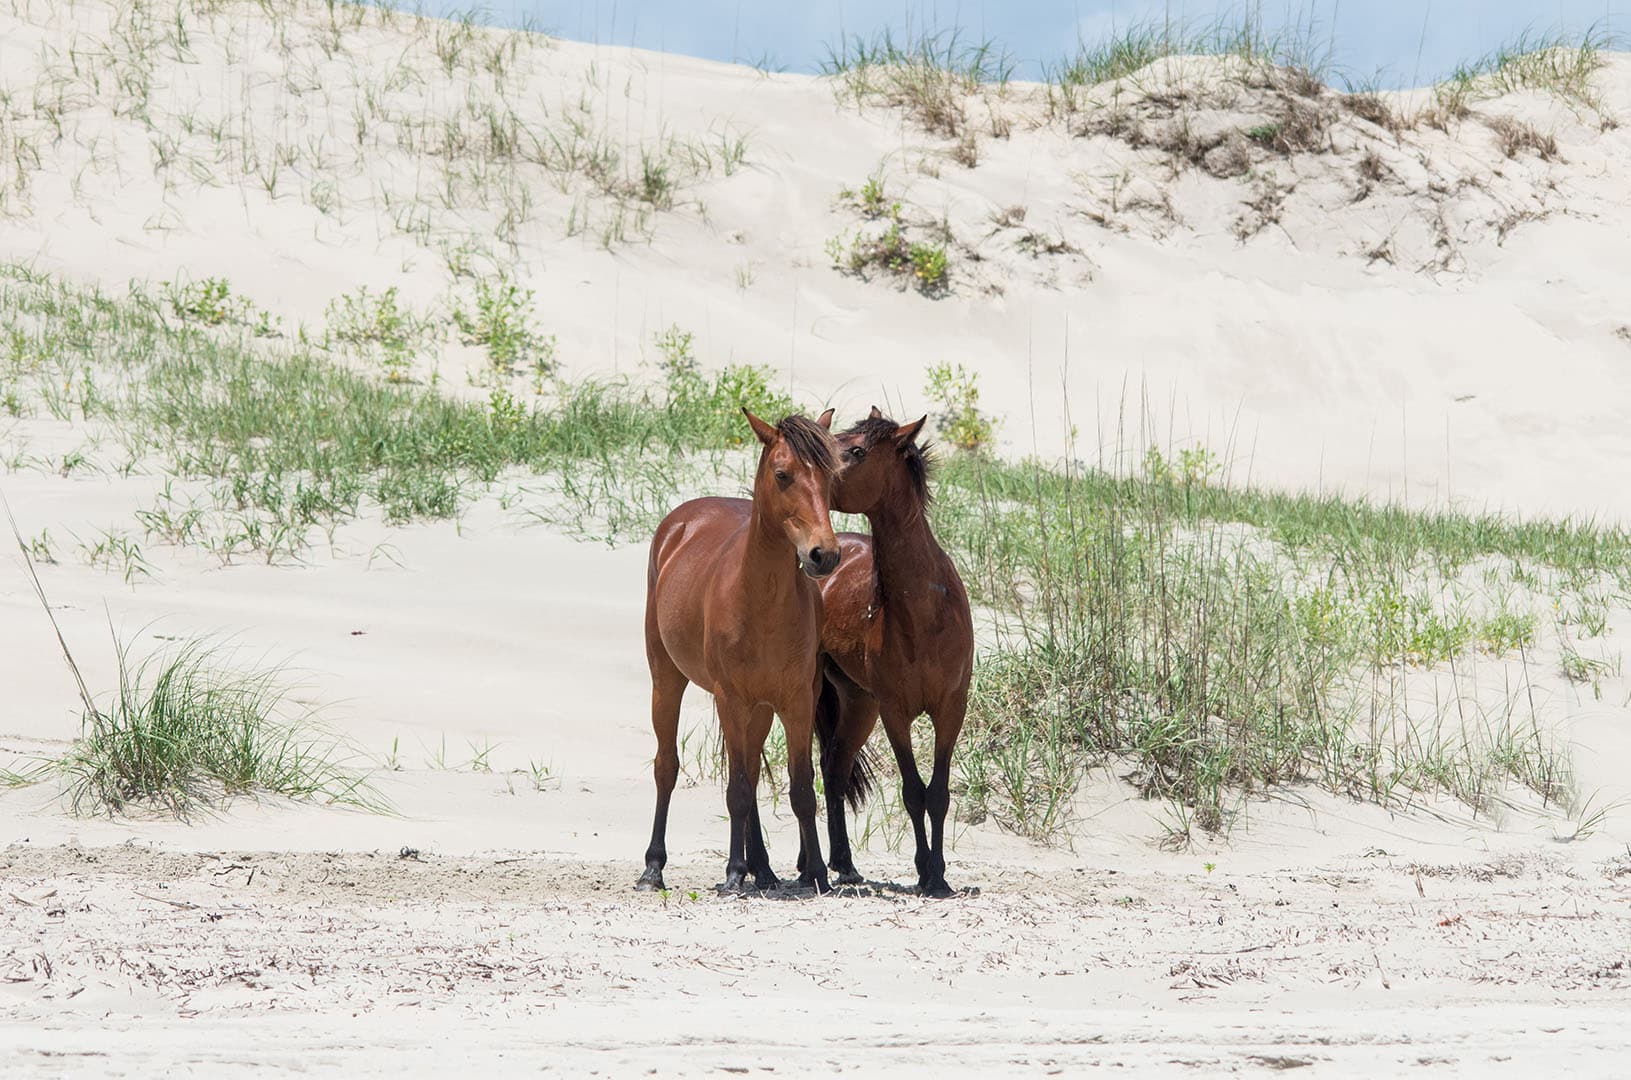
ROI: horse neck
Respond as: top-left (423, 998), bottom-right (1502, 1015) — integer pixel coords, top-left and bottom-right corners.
top-left (864, 485), bottom-right (943, 609)
top-left (743, 497), bottom-right (802, 600)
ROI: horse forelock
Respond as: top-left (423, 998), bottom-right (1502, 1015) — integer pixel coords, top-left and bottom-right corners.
top-left (773, 414), bottom-right (838, 476)
top-left (841, 414), bottom-right (934, 506)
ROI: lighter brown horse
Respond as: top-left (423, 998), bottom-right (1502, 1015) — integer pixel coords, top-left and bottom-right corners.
top-left (637, 408), bottom-right (841, 894)
top-left (810, 408), bottom-right (974, 897)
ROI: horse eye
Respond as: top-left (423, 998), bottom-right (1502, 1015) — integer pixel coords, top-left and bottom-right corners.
top-left (774, 470), bottom-right (790, 483)
top-left (847, 447), bottom-right (867, 460)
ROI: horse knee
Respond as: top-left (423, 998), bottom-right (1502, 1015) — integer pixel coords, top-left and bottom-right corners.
top-left (900, 774), bottom-right (927, 816)
top-left (725, 774), bottom-right (754, 819)
top-left (653, 752), bottom-right (679, 789)
top-left (789, 783), bottom-right (818, 820)
top-left (925, 777), bottom-right (950, 819)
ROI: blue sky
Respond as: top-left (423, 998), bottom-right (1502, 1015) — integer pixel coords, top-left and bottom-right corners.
top-left (430, 1), bottom-right (1625, 87)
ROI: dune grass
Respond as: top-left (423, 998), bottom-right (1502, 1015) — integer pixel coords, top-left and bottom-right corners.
top-left (56, 639), bottom-right (379, 817)
top-left (4, 264), bottom-right (1623, 836)
top-left (0, 0), bottom-right (742, 250)
top-left (934, 450), bottom-right (1594, 840)
top-left (3, 499), bottom-right (379, 816)
top-left (1441, 26), bottom-right (1610, 106)
top-left (1045, 11), bottom-right (1334, 93)
top-left (817, 12), bottom-right (1614, 137)
top-left (820, 27), bottom-right (1015, 137)
top-left (0, 265), bottom-right (793, 556)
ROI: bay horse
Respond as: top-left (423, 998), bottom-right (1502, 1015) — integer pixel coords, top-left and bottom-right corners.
top-left (637, 408), bottom-right (841, 894)
top-left (809, 407), bottom-right (974, 897)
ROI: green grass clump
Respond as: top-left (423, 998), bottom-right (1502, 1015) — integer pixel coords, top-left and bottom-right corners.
top-left (821, 26), bottom-right (1014, 88)
top-left (57, 640), bottom-right (376, 816)
top-left (827, 203), bottom-right (952, 297)
top-left (838, 175), bottom-right (893, 219)
top-left (3, 501), bottom-right (377, 817)
top-left (1424, 28), bottom-right (1608, 127)
top-left (323, 285), bottom-right (439, 381)
top-left (165, 277), bottom-right (281, 338)
top-left (1444, 27), bottom-right (1607, 104)
top-left (820, 27), bottom-right (1013, 137)
top-left (454, 277), bottom-right (558, 378)
top-left (652, 324), bottom-right (794, 447)
top-left (1042, 12), bottom-right (1332, 116)
top-left (932, 445), bottom-right (1605, 839)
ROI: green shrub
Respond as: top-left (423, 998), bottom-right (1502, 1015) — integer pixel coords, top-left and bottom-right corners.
top-left (924, 361), bottom-right (995, 451)
top-left (838, 175), bottom-right (892, 218)
top-left (164, 277), bottom-right (280, 337)
top-left (910, 242), bottom-right (949, 288)
top-left (324, 285), bottom-right (437, 381)
top-left (653, 324), bottom-right (794, 447)
top-left (454, 278), bottom-right (557, 377)
top-left (828, 200), bottom-right (951, 296)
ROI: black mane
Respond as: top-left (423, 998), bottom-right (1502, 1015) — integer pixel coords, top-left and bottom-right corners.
top-left (775, 414), bottom-right (838, 475)
top-left (843, 414), bottom-right (934, 505)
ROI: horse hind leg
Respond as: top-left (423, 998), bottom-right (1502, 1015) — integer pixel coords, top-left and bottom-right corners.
top-left (635, 647), bottom-right (687, 892)
top-left (818, 672), bottom-right (878, 886)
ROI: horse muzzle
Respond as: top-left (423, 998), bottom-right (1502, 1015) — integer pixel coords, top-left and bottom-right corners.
top-left (800, 545), bottom-right (840, 578)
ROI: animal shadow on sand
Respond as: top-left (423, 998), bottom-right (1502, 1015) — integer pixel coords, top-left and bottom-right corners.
top-left (713, 875), bottom-right (981, 901)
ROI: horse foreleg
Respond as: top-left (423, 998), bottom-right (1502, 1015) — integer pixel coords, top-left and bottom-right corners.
top-left (783, 701), bottom-right (829, 894)
top-left (744, 704), bottom-right (779, 889)
top-left (920, 695), bottom-right (967, 899)
top-left (635, 653), bottom-right (687, 892)
top-left (718, 698), bottom-right (768, 894)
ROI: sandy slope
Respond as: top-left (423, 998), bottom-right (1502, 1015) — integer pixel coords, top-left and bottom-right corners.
top-left (1, 3), bottom-right (1629, 516)
top-left (3, 2), bottom-right (1631, 1073)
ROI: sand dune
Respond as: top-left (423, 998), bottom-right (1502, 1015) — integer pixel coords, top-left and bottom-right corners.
top-left (2, 2), bottom-right (1630, 1073)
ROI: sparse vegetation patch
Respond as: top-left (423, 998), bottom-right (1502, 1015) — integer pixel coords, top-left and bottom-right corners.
top-left (453, 277), bottom-right (558, 380)
top-left (827, 199), bottom-right (951, 295)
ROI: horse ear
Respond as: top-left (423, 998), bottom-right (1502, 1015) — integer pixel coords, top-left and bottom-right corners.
top-left (868, 405), bottom-right (883, 420)
top-left (817, 407), bottom-right (835, 430)
top-left (743, 408), bottom-right (778, 447)
top-left (893, 415), bottom-right (928, 446)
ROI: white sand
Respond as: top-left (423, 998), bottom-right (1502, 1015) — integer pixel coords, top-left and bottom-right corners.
top-left (2, 2), bottom-right (1630, 1073)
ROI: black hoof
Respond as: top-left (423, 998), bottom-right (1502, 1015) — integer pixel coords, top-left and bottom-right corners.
top-left (919, 879), bottom-right (955, 899)
top-left (833, 869), bottom-right (865, 886)
top-left (633, 870), bottom-right (665, 892)
top-left (798, 874), bottom-right (832, 895)
top-left (717, 873), bottom-right (749, 895)
top-left (753, 869), bottom-right (781, 889)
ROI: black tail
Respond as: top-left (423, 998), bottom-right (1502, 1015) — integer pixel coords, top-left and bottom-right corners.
top-left (815, 669), bottom-right (877, 812)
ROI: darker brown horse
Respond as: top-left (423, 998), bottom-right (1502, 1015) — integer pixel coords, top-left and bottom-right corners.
top-left (638, 408), bottom-right (841, 894)
top-left (809, 408), bottom-right (974, 897)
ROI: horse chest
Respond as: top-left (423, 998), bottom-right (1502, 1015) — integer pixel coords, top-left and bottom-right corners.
top-left (706, 607), bottom-right (820, 687)
top-left (864, 613), bottom-right (931, 701)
